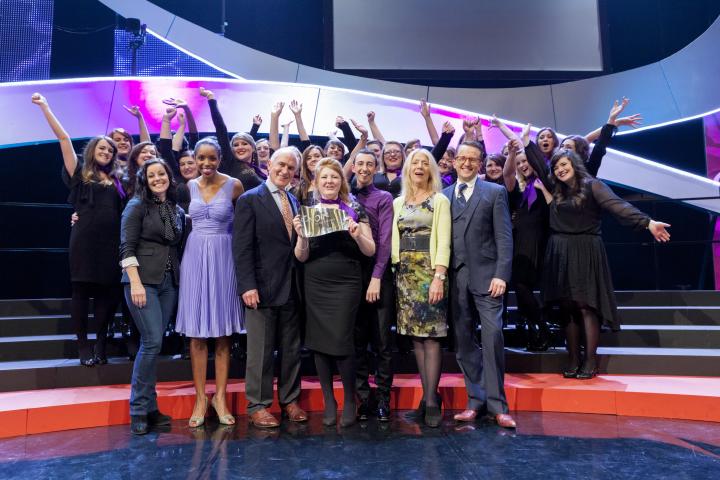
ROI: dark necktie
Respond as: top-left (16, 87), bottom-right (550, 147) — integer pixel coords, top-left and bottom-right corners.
top-left (455, 183), bottom-right (468, 211)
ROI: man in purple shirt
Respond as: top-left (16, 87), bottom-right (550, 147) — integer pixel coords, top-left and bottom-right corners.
top-left (351, 149), bottom-right (395, 421)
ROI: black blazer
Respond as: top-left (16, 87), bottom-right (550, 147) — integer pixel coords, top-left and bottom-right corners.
top-left (232, 183), bottom-right (299, 307)
top-left (443, 179), bottom-right (513, 293)
top-left (120, 196), bottom-right (186, 285)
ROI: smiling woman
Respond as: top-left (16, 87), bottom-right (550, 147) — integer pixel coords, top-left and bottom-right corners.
top-left (31, 92), bottom-right (126, 367)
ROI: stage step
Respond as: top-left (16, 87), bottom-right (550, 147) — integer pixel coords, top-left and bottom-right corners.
top-left (0, 347), bottom-right (718, 393)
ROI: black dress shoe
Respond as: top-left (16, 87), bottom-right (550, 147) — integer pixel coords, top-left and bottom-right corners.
top-left (93, 354), bottom-right (108, 365)
top-left (130, 415), bottom-right (148, 435)
top-left (79, 357), bottom-right (95, 367)
top-left (147, 410), bottom-right (172, 426)
top-left (376, 403), bottom-right (391, 422)
top-left (357, 401), bottom-right (370, 421)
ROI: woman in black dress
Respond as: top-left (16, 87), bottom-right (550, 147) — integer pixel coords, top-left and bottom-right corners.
top-left (293, 158), bottom-right (376, 427)
top-left (500, 139), bottom-right (552, 350)
top-left (534, 150), bottom-right (670, 379)
top-left (32, 93), bottom-right (126, 366)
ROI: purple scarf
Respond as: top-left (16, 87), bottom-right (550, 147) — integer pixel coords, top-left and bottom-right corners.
top-left (98, 162), bottom-right (127, 200)
top-left (318, 196), bottom-right (359, 222)
top-left (523, 174), bottom-right (537, 209)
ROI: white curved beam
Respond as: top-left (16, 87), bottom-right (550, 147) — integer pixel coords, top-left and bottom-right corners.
top-left (99, 0), bottom-right (720, 135)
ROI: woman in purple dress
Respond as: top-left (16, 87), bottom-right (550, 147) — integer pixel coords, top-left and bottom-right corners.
top-left (175, 137), bottom-right (245, 427)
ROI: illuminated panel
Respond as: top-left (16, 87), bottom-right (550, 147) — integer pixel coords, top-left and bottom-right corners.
top-left (0, 0), bottom-right (53, 82)
top-left (113, 29), bottom-right (231, 78)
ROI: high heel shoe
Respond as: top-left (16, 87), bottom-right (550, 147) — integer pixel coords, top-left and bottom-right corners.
top-left (576, 366), bottom-right (598, 380)
top-left (323, 398), bottom-right (338, 427)
top-left (340, 398), bottom-right (357, 428)
top-left (211, 395), bottom-right (236, 425)
top-left (188, 396), bottom-right (209, 428)
top-left (562, 364), bottom-right (580, 378)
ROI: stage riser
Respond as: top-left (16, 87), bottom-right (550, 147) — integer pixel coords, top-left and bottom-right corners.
top-left (0, 350), bottom-right (718, 393)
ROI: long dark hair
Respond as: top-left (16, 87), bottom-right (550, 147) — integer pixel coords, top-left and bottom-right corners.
top-left (549, 149), bottom-right (590, 207)
top-left (80, 135), bottom-right (118, 183)
top-left (563, 135), bottom-right (590, 162)
top-left (136, 158), bottom-right (178, 205)
top-left (125, 141), bottom-right (157, 197)
top-left (536, 127), bottom-right (560, 157)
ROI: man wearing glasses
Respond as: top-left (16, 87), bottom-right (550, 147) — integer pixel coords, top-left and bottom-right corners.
top-left (442, 141), bottom-right (516, 429)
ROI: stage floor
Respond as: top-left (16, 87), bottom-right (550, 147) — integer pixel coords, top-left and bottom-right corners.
top-left (1, 411), bottom-right (718, 479)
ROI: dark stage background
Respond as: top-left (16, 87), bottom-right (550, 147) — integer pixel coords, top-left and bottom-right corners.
top-left (0, 0), bottom-right (717, 298)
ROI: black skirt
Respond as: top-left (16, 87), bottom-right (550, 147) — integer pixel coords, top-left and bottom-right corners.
top-left (303, 252), bottom-right (362, 356)
top-left (541, 233), bottom-right (620, 331)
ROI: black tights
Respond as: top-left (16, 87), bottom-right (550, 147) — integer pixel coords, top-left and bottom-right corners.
top-left (412, 337), bottom-right (442, 408)
top-left (314, 352), bottom-right (356, 424)
top-left (71, 282), bottom-right (121, 360)
top-left (562, 303), bottom-right (600, 370)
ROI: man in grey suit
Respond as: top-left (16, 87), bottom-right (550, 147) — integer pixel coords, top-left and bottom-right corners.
top-left (442, 141), bottom-right (516, 428)
top-left (232, 147), bottom-right (307, 428)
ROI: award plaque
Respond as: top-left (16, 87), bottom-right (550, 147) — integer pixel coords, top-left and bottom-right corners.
top-left (300, 206), bottom-right (349, 237)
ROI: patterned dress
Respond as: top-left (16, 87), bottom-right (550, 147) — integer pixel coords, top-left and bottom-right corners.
top-left (396, 197), bottom-right (447, 337)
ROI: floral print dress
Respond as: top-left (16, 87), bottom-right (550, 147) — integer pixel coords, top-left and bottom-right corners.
top-left (396, 197), bottom-right (448, 338)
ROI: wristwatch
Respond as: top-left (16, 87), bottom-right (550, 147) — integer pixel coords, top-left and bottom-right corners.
top-left (434, 273), bottom-right (447, 281)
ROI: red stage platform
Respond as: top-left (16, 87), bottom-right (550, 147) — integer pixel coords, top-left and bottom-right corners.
top-left (1, 373), bottom-right (719, 438)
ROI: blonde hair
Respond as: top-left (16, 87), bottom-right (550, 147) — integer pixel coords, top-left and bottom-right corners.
top-left (401, 149), bottom-right (442, 198)
top-left (313, 157), bottom-right (351, 203)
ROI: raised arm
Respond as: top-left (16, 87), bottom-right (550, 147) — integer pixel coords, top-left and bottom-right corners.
top-left (336, 116), bottom-right (358, 152)
top-left (430, 121), bottom-right (455, 163)
top-left (200, 87), bottom-right (234, 173)
top-left (280, 120), bottom-right (294, 148)
top-left (502, 139), bottom-right (520, 192)
top-left (289, 100), bottom-right (310, 143)
top-left (269, 101), bottom-right (284, 151)
top-left (419, 99), bottom-right (440, 146)
top-left (163, 97), bottom-right (198, 148)
top-left (462, 116), bottom-right (479, 142)
top-left (31, 93), bottom-right (78, 175)
top-left (491, 114), bottom-right (520, 141)
top-left (123, 105), bottom-right (150, 143)
top-left (585, 97), bottom-right (642, 142)
top-left (172, 111), bottom-right (187, 152)
top-left (367, 111), bottom-right (386, 144)
top-left (157, 108), bottom-right (181, 179)
top-left (250, 114), bottom-right (262, 140)
top-left (342, 119), bottom-right (369, 180)
top-left (525, 140), bottom-right (552, 190)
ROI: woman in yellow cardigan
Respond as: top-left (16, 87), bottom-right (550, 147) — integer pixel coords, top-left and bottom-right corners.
top-left (391, 148), bottom-right (451, 427)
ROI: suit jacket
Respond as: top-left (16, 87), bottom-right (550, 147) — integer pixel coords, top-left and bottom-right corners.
top-left (120, 196), bottom-right (186, 285)
top-left (443, 178), bottom-right (513, 294)
top-left (232, 182), bottom-right (299, 307)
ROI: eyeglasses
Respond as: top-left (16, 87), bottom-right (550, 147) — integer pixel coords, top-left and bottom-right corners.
top-left (384, 150), bottom-right (402, 156)
top-left (455, 156), bottom-right (481, 165)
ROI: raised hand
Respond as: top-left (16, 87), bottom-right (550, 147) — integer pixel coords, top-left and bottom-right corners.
top-left (490, 114), bottom-right (501, 128)
top-left (419, 99), bottom-right (431, 118)
top-left (178, 111), bottom-right (186, 126)
top-left (507, 138), bottom-right (522, 157)
top-left (271, 101), bottom-right (285, 118)
top-left (463, 116), bottom-right (479, 133)
top-left (199, 87), bottom-right (214, 100)
top-left (163, 97), bottom-right (188, 108)
top-left (335, 116), bottom-right (346, 127)
top-left (366, 111), bottom-right (376, 122)
top-left (289, 100), bottom-right (303, 115)
top-left (253, 114), bottom-right (262, 126)
top-left (281, 119), bottom-right (295, 129)
top-left (163, 106), bottom-right (177, 120)
top-left (616, 113), bottom-right (643, 129)
top-left (442, 120), bottom-right (455, 135)
top-left (350, 118), bottom-right (368, 137)
top-left (31, 93), bottom-right (48, 107)
top-left (608, 97), bottom-right (629, 122)
top-left (123, 105), bottom-right (143, 117)
top-left (648, 220), bottom-right (671, 242)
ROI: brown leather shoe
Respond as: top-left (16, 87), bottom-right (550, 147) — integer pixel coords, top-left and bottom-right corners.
top-left (283, 402), bottom-right (308, 422)
top-left (495, 413), bottom-right (517, 429)
top-left (249, 408), bottom-right (280, 428)
top-left (453, 409), bottom-right (478, 422)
